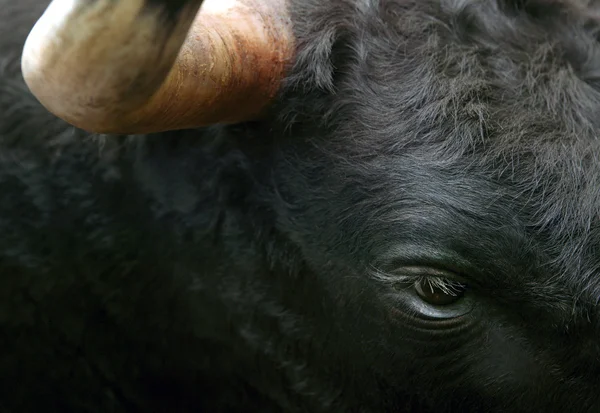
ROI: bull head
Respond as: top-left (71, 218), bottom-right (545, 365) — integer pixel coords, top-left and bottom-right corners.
top-left (20, 0), bottom-right (295, 134)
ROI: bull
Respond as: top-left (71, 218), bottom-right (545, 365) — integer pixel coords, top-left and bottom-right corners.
top-left (1, 0), bottom-right (600, 412)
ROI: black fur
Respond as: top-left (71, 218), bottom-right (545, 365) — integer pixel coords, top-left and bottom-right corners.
top-left (2, 0), bottom-right (600, 412)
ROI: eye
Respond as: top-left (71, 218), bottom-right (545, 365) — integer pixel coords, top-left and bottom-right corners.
top-left (414, 277), bottom-right (467, 306)
top-left (377, 265), bottom-right (474, 319)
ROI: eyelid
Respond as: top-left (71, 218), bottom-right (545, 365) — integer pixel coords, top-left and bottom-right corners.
top-left (394, 265), bottom-right (468, 284)
top-left (369, 264), bottom-right (468, 289)
top-left (374, 245), bottom-right (476, 281)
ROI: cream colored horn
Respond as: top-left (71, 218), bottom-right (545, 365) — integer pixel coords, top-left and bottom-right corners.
top-left (21, 0), bottom-right (294, 134)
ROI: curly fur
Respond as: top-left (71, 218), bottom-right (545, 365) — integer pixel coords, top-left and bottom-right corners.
top-left (2, 0), bottom-right (600, 412)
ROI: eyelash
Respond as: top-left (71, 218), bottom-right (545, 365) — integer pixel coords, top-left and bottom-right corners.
top-left (369, 266), bottom-right (466, 295)
top-left (411, 276), bottom-right (466, 296)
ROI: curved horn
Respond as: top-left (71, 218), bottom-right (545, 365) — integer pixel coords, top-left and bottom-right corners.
top-left (21, 0), bottom-right (294, 134)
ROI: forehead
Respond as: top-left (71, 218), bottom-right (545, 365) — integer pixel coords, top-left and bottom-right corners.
top-left (321, 0), bottom-right (600, 314)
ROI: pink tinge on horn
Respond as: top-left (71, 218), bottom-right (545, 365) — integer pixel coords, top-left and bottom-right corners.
top-left (21, 0), bottom-right (295, 134)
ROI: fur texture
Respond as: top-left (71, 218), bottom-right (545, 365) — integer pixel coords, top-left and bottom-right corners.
top-left (2, 0), bottom-right (600, 412)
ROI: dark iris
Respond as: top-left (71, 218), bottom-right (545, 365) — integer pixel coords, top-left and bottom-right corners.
top-left (414, 279), bottom-right (466, 306)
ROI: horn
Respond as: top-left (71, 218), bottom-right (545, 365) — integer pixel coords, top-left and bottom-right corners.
top-left (21, 0), bottom-right (294, 134)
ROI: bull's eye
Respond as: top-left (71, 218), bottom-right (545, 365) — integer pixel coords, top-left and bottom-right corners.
top-left (414, 277), bottom-right (467, 306)
top-left (380, 265), bottom-right (473, 318)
